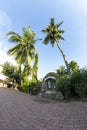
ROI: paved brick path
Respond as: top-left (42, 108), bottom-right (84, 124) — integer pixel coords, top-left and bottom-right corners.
top-left (0, 88), bottom-right (87, 130)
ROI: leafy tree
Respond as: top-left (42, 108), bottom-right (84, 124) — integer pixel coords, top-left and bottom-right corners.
top-left (7, 26), bottom-right (40, 88)
top-left (1, 61), bottom-right (16, 79)
top-left (69, 60), bottom-right (79, 73)
top-left (1, 61), bottom-right (21, 85)
top-left (56, 65), bottom-right (67, 77)
top-left (56, 61), bottom-right (79, 77)
top-left (56, 77), bottom-right (71, 99)
top-left (7, 26), bottom-right (38, 65)
top-left (42, 18), bottom-right (71, 76)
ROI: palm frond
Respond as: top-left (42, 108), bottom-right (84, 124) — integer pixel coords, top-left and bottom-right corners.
top-left (22, 27), bottom-right (30, 37)
top-left (36, 38), bottom-right (42, 41)
top-left (8, 44), bottom-right (22, 55)
top-left (7, 32), bottom-right (22, 43)
top-left (41, 29), bottom-right (46, 33)
top-left (15, 50), bottom-right (24, 63)
top-left (58, 30), bottom-right (64, 34)
top-left (42, 18), bottom-right (64, 45)
top-left (58, 35), bottom-right (64, 41)
top-left (50, 41), bottom-right (55, 47)
top-left (7, 31), bottom-right (18, 36)
top-left (7, 32), bottom-right (21, 38)
top-left (43, 35), bottom-right (50, 44)
top-left (7, 25), bottom-right (40, 77)
top-left (56, 21), bottom-right (63, 28)
top-left (50, 18), bottom-right (55, 26)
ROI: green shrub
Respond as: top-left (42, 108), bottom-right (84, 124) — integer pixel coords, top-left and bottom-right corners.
top-left (28, 82), bottom-right (37, 89)
top-left (21, 76), bottom-right (29, 92)
top-left (28, 81), bottom-right (41, 95)
top-left (71, 70), bottom-right (87, 98)
top-left (56, 77), bottom-right (71, 99)
top-left (56, 69), bottom-right (87, 99)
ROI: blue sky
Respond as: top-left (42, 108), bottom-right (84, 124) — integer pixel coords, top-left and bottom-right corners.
top-left (0, 0), bottom-right (87, 79)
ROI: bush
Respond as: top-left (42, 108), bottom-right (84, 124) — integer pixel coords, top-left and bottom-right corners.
top-left (21, 76), bottom-right (29, 92)
top-left (56, 69), bottom-right (87, 99)
top-left (56, 77), bottom-right (71, 99)
top-left (17, 86), bottom-right (24, 92)
top-left (71, 70), bottom-right (87, 98)
top-left (28, 82), bottom-right (41, 95)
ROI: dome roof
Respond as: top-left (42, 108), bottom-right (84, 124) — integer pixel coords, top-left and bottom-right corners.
top-left (43, 72), bottom-right (57, 81)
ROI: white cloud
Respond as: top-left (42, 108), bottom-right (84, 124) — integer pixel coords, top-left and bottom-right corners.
top-left (0, 41), bottom-right (3, 48)
top-left (0, 10), bottom-right (15, 65)
top-left (0, 10), bottom-right (11, 39)
top-left (0, 49), bottom-right (17, 65)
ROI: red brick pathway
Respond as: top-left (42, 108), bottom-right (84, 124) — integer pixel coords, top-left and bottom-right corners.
top-left (0, 88), bottom-right (87, 130)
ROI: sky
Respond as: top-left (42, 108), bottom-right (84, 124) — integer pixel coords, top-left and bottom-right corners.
top-left (0, 0), bottom-right (87, 79)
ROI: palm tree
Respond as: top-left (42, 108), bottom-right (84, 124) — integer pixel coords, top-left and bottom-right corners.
top-left (7, 26), bottom-right (39, 80)
top-left (41, 18), bottom-right (71, 76)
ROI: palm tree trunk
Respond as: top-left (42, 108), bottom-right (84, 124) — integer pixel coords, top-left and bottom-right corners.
top-left (25, 46), bottom-right (29, 65)
top-left (55, 39), bottom-right (71, 76)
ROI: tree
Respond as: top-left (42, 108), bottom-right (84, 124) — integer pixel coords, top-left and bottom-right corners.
top-left (1, 61), bottom-right (16, 79)
top-left (1, 61), bottom-right (21, 85)
top-left (69, 60), bottom-right (79, 73)
top-left (42, 18), bottom-right (71, 76)
top-left (7, 26), bottom-right (40, 83)
top-left (56, 65), bottom-right (67, 77)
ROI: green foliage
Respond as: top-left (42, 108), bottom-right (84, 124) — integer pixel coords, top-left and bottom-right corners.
top-left (21, 76), bottom-right (29, 92)
top-left (7, 26), bottom-right (39, 75)
top-left (41, 18), bottom-right (64, 46)
top-left (7, 26), bottom-right (39, 67)
top-left (2, 61), bottom-right (22, 88)
top-left (69, 60), bottom-right (79, 73)
top-left (56, 65), bottom-right (67, 78)
top-left (32, 52), bottom-right (38, 83)
top-left (28, 82), bottom-right (37, 90)
top-left (71, 70), bottom-right (87, 98)
top-left (28, 81), bottom-right (41, 94)
top-left (23, 64), bottom-right (31, 76)
top-left (2, 61), bottom-right (16, 79)
top-left (7, 26), bottom-right (40, 91)
top-left (56, 69), bottom-right (87, 99)
top-left (56, 77), bottom-right (71, 99)
top-left (56, 60), bottom-right (79, 78)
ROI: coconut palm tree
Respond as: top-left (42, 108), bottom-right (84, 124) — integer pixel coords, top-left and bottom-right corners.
top-left (7, 26), bottom-right (39, 79)
top-left (41, 18), bottom-right (71, 76)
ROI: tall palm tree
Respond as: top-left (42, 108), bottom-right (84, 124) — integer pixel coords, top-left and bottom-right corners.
top-left (41, 18), bottom-right (71, 76)
top-left (7, 26), bottom-right (39, 79)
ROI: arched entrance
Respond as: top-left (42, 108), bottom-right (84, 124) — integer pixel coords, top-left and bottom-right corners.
top-left (41, 72), bottom-right (56, 92)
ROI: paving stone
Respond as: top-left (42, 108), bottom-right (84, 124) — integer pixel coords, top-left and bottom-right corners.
top-left (0, 88), bottom-right (87, 130)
